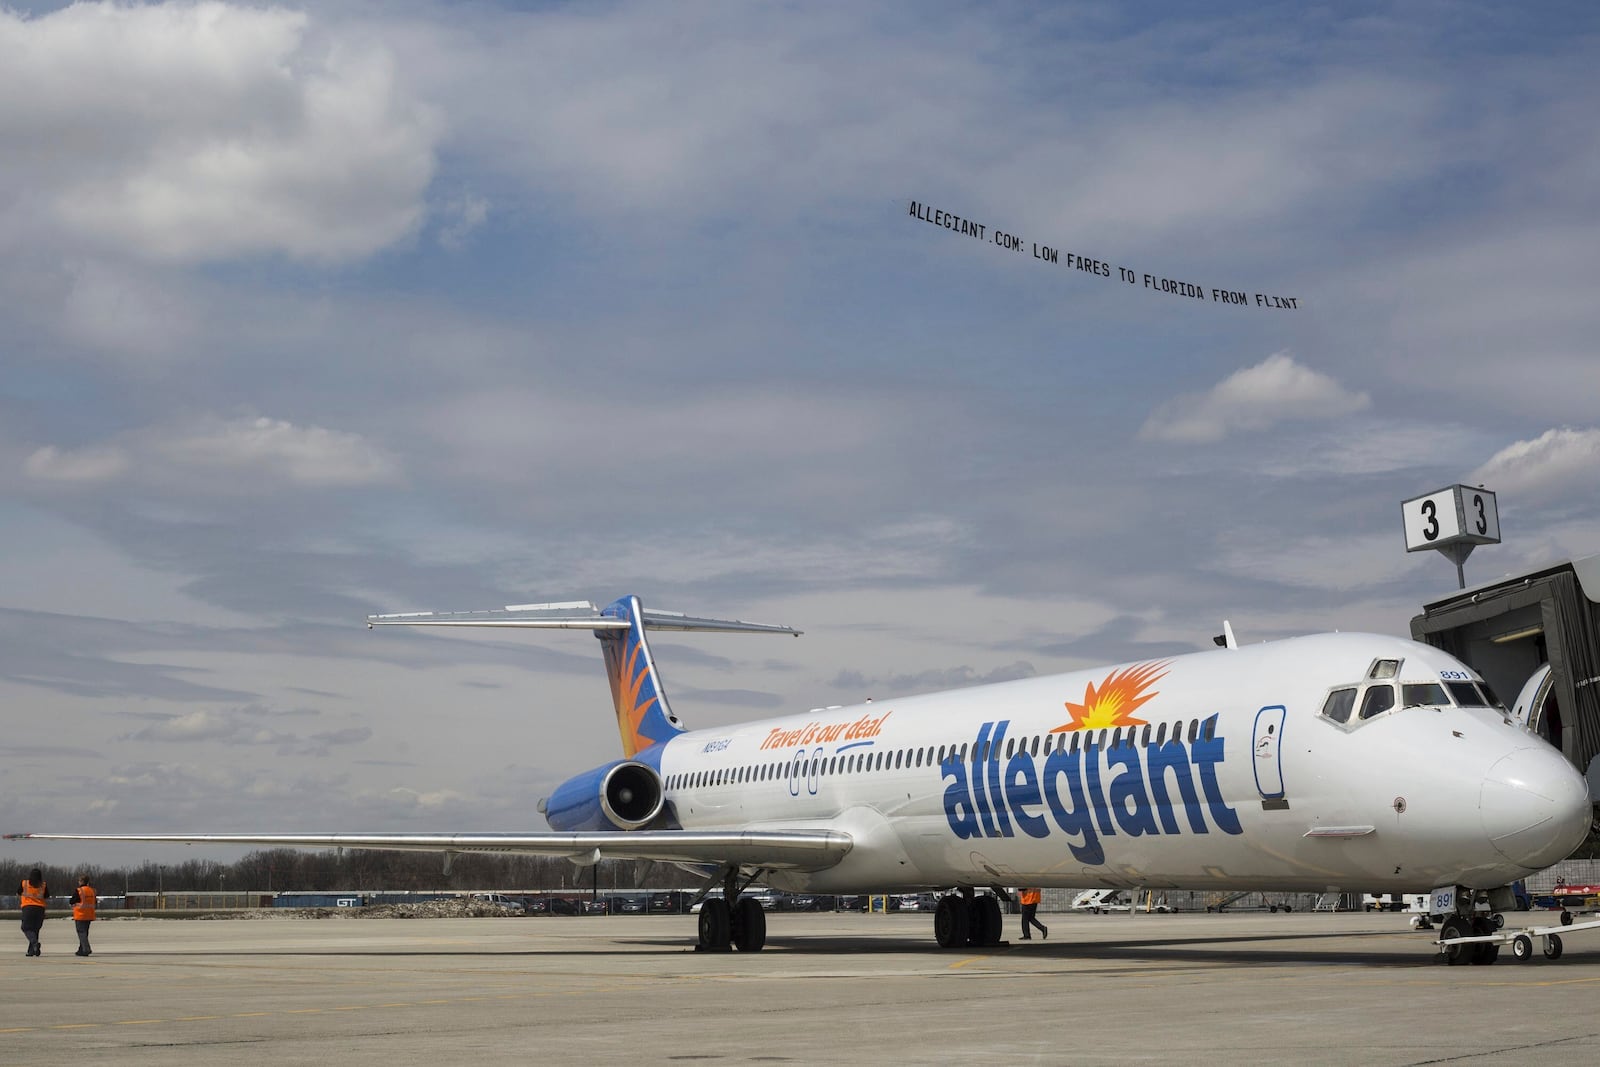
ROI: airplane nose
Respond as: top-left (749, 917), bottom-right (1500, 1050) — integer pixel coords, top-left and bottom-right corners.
top-left (1481, 745), bottom-right (1593, 870)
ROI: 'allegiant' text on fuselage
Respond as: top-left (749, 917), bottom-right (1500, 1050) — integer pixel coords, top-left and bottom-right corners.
top-left (941, 717), bottom-right (1243, 865)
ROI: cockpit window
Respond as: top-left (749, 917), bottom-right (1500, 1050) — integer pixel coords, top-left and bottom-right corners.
top-left (1321, 687), bottom-right (1357, 724)
top-left (1445, 681), bottom-right (1489, 708)
top-left (1368, 659), bottom-right (1401, 680)
top-left (1402, 682), bottom-right (1450, 708)
top-left (1359, 684), bottom-right (1396, 719)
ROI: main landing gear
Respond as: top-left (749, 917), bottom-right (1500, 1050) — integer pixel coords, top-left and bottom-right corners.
top-left (933, 888), bottom-right (1006, 949)
top-left (694, 868), bottom-right (767, 953)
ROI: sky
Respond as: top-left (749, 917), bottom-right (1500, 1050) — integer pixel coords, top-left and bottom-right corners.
top-left (3, 0), bottom-right (1599, 868)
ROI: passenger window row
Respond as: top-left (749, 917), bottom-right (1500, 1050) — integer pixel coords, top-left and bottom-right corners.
top-left (664, 717), bottom-right (1219, 792)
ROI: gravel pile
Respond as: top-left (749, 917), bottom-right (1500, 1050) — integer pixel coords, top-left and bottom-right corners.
top-left (362, 899), bottom-right (522, 919)
top-left (192, 898), bottom-right (523, 920)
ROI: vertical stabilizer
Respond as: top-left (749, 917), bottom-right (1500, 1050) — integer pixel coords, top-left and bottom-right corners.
top-left (597, 595), bottom-right (683, 757)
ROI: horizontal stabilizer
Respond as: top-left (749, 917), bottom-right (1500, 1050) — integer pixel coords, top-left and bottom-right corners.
top-left (368, 600), bottom-right (800, 636)
top-left (6, 829), bottom-right (850, 872)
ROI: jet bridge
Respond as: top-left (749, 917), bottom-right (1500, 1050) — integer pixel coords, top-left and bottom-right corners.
top-left (1410, 553), bottom-right (1600, 787)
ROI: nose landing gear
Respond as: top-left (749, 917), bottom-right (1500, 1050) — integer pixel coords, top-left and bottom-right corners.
top-left (1434, 882), bottom-right (1595, 965)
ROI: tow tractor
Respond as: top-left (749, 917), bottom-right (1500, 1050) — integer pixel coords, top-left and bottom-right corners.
top-left (1430, 884), bottom-right (1600, 964)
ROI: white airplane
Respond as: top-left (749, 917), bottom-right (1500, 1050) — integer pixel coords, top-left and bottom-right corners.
top-left (9, 595), bottom-right (1594, 963)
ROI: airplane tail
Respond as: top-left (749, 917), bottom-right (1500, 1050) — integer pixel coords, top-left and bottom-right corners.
top-left (367, 594), bottom-right (801, 758)
top-left (597, 595), bottom-right (682, 757)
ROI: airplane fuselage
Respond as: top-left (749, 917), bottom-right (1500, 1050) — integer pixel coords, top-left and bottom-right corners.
top-left (644, 632), bottom-right (1588, 895)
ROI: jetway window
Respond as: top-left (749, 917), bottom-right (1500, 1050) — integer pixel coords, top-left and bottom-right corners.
top-left (1359, 685), bottom-right (1396, 719)
top-left (1402, 682), bottom-right (1450, 708)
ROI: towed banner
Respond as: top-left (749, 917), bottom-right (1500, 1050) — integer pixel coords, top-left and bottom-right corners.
top-left (907, 200), bottom-right (1299, 310)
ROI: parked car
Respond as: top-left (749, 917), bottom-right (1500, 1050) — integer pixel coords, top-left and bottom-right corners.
top-left (650, 891), bottom-right (689, 914)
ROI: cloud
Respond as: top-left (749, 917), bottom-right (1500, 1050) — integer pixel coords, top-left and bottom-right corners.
top-left (23, 416), bottom-right (401, 490)
top-left (1470, 428), bottom-right (1600, 506)
top-left (23, 445), bottom-right (130, 483)
top-left (1140, 352), bottom-right (1371, 444)
top-left (436, 192), bottom-right (489, 250)
top-left (0, 1), bottom-right (439, 263)
top-left (121, 705), bottom-right (371, 756)
top-left (829, 661), bottom-right (1036, 697)
top-left (152, 416), bottom-right (402, 488)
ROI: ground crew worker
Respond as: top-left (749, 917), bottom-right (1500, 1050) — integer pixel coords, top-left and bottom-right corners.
top-left (70, 874), bottom-right (97, 956)
top-left (1018, 886), bottom-right (1048, 940)
top-left (18, 867), bottom-right (47, 956)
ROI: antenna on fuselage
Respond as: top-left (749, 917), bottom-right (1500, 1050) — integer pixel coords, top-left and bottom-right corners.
top-left (1213, 620), bottom-right (1238, 649)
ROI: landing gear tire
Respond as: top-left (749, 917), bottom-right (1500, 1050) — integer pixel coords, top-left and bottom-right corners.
top-left (1438, 915), bottom-right (1472, 966)
top-left (731, 897), bottom-right (766, 952)
top-left (697, 898), bottom-right (731, 952)
top-left (1544, 933), bottom-right (1564, 960)
top-left (934, 895), bottom-right (969, 949)
top-left (1470, 917), bottom-right (1498, 965)
top-left (1511, 934), bottom-right (1533, 961)
top-left (966, 894), bottom-right (1003, 947)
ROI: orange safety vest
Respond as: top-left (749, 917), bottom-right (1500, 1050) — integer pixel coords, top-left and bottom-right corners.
top-left (20, 879), bottom-right (47, 909)
top-left (1019, 888), bottom-right (1041, 906)
top-left (73, 885), bottom-right (97, 921)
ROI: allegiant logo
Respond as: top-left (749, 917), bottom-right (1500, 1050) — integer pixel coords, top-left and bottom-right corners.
top-left (941, 718), bottom-right (1243, 865)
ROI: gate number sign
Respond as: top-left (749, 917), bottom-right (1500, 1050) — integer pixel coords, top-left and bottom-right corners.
top-left (1401, 485), bottom-right (1501, 553)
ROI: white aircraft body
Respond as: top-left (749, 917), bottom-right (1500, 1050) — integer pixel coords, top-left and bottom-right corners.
top-left (9, 595), bottom-right (1593, 962)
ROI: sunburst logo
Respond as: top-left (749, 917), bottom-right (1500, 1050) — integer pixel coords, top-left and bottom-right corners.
top-left (1049, 662), bottom-right (1169, 733)
top-left (618, 640), bottom-right (658, 733)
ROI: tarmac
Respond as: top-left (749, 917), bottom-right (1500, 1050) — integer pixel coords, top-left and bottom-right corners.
top-left (3, 910), bottom-right (1599, 1065)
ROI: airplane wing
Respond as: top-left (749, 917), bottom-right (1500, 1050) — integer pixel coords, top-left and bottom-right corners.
top-left (4, 830), bottom-right (852, 871)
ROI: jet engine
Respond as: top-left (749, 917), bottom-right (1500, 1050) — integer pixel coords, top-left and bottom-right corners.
top-left (543, 759), bottom-right (665, 832)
